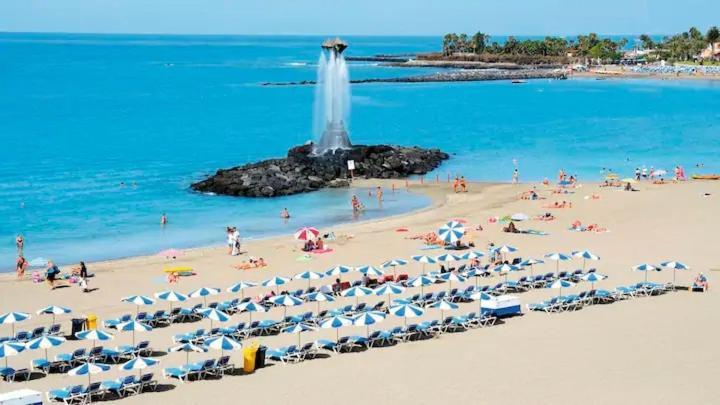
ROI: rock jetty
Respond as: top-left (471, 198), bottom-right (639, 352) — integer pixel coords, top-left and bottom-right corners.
top-left (191, 144), bottom-right (449, 198)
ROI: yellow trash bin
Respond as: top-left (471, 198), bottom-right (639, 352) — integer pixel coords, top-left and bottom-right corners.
top-left (243, 343), bottom-right (259, 373)
top-left (87, 314), bottom-right (98, 330)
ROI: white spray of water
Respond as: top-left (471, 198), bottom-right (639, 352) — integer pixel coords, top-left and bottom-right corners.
top-left (313, 49), bottom-right (351, 154)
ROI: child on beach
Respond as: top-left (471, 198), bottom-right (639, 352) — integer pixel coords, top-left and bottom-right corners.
top-left (78, 276), bottom-right (89, 293)
top-left (16, 256), bottom-right (28, 280)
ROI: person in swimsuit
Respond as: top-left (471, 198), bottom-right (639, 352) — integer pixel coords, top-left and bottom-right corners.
top-left (46, 261), bottom-right (60, 290)
top-left (16, 235), bottom-right (24, 256)
top-left (16, 256), bottom-right (28, 280)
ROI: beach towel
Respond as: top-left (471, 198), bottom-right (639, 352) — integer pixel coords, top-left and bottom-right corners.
top-left (525, 230), bottom-right (548, 236)
top-left (395, 228), bottom-right (409, 232)
top-left (310, 249), bottom-right (334, 254)
top-left (420, 245), bottom-right (441, 250)
top-left (296, 255), bottom-right (313, 262)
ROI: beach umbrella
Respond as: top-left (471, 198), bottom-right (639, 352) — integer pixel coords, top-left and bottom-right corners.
top-left (189, 287), bottom-right (221, 306)
top-left (0, 341), bottom-right (25, 369)
top-left (492, 244), bottom-right (518, 261)
top-left (25, 335), bottom-right (65, 363)
top-left (197, 308), bottom-right (231, 330)
top-left (169, 343), bottom-right (207, 365)
top-left (235, 301), bottom-right (266, 323)
top-left (282, 322), bottom-right (316, 345)
top-left (262, 276), bottom-right (291, 294)
top-left (581, 272), bottom-right (607, 290)
top-left (511, 213), bottom-right (530, 221)
top-left (120, 357), bottom-right (159, 379)
top-left (356, 266), bottom-right (384, 277)
top-left (381, 259), bottom-right (407, 278)
top-left (117, 321), bottom-right (152, 347)
top-left (294, 271), bottom-right (325, 289)
top-left (493, 263), bottom-right (522, 283)
top-left (550, 279), bottom-right (575, 297)
top-left (269, 294), bottom-right (304, 319)
top-left (633, 264), bottom-right (658, 282)
top-left (352, 311), bottom-right (386, 337)
top-left (157, 248), bottom-right (184, 259)
top-left (68, 362), bottom-right (110, 386)
top-left (389, 304), bottom-right (424, 327)
top-left (408, 274), bottom-right (435, 295)
top-left (341, 286), bottom-right (374, 306)
top-left (294, 227), bottom-right (319, 241)
top-left (438, 221), bottom-right (465, 244)
top-left (304, 291), bottom-right (335, 314)
top-left (571, 250), bottom-right (601, 272)
top-left (155, 290), bottom-right (188, 311)
top-left (227, 281), bottom-right (257, 298)
top-left (436, 253), bottom-right (463, 263)
top-left (204, 336), bottom-right (242, 356)
top-left (544, 253), bottom-right (572, 276)
top-left (373, 282), bottom-right (405, 305)
top-left (660, 261), bottom-right (690, 287)
top-left (36, 305), bottom-right (71, 325)
top-left (426, 299), bottom-right (458, 323)
top-left (121, 296), bottom-right (155, 315)
top-left (412, 255), bottom-right (437, 274)
top-left (520, 258), bottom-right (544, 278)
top-left (622, 178), bottom-right (637, 184)
top-left (438, 272), bottom-right (466, 292)
top-left (320, 315), bottom-right (353, 340)
top-left (470, 291), bottom-right (493, 314)
top-left (75, 329), bottom-right (114, 349)
top-left (462, 251), bottom-right (486, 260)
top-left (650, 169), bottom-right (667, 177)
top-left (325, 266), bottom-right (353, 282)
top-left (0, 312), bottom-right (31, 337)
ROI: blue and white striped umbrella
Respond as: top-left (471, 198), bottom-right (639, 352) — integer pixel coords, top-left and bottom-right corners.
top-left (661, 261), bottom-right (689, 286)
top-left (235, 301), bottom-right (266, 322)
top-left (325, 266), bottom-right (353, 277)
top-left (68, 362), bottom-right (111, 385)
top-left (438, 272), bottom-right (466, 283)
top-left (304, 291), bottom-right (335, 303)
top-left (294, 271), bottom-right (325, 281)
top-left (120, 357), bottom-right (159, 372)
top-left (36, 306), bottom-right (71, 325)
top-left (545, 252), bottom-right (572, 275)
top-left (412, 255), bottom-right (437, 264)
top-left (282, 322), bottom-right (316, 345)
top-left (470, 291), bottom-right (493, 301)
top-left (408, 275), bottom-right (435, 287)
top-left (204, 336), bottom-right (242, 353)
top-left (493, 263), bottom-right (521, 278)
top-left (189, 287), bottom-right (221, 305)
top-left (320, 315), bottom-right (353, 340)
top-left (389, 304), bottom-right (425, 325)
top-left (25, 335), bottom-right (65, 362)
top-left (356, 266), bottom-right (384, 277)
top-left (437, 221), bottom-right (465, 244)
top-left (550, 279), bottom-right (575, 297)
top-left (262, 276), bottom-right (291, 289)
top-left (426, 299), bottom-right (458, 311)
top-left (0, 312), bottom-right (31, 336)
top-left (117, 321), bottom-right (152, 346)
top-left (121, 295), bottom-right (155, 307)
top-left (519, 258), bottom-right (544, 277)
top-left (462, 251), bottom-right (486, 260)
top-left (373, 283), bottom-right (406, 296)
top-left (75, 329), bottom-right (114, 345)
top-left (572, 250), bottom-right (600, 271)
top-left (269, 294), bottom-right (304, 307)
top-left (492, 244), bottom-right (518, 254)
top-left (0, 341), bottom-right (25, 368)
top-left (353, 311), bottom-right (386, 336)
top-left (633, 263), bottom-right (659, 282)
top-left (227, 281), bottom-right (257, 297)
top-left (581, 272), bottom-right (607, 289)
top-left (341, 286), bottom-right (374, 298)
top-left (197, 308), bottom-right (231, 323)
top-left (381, 259), bottom-right (408, 268)
top-left (436, 253), bottom-right (463, 262)
top-left (169, 342), bottom-right (207, 364)
top-left (155, 290), bottom-right (188, 303)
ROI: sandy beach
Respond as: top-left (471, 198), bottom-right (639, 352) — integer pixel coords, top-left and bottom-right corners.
top-left (1, 178), bottom-right (718, 404)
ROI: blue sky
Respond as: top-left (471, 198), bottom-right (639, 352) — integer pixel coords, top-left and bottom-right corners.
top-left (1, 0), bottom-right (718, 36)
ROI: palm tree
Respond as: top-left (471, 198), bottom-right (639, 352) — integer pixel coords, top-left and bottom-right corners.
top-left (707, 26), bottom-right (720, 60)
top-left (638, 34), bottom-right (654, 50)
top-left (470, 32), bottom-right (488, 54)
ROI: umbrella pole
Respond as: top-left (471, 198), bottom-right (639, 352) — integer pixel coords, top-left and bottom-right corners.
top-left (317, 301), bottom-right (320, 315)
top-left (284, 307), bottom-right (287, 319)
top-left (249, 312), bottom-right (252, 323)
top-left (45, 348), bottom-right (48, 362)
top-left (530, 265), bottom-right (534, 278)
top-left (336, 328), bottom-right (339, 341)
top-left (133, 329), bottom-right (136, 346)
top-left (366, 326), bottom-right (369, 338)
top-left (556, 262), bottom-right (559, 277)
top-left (673, 269), bottom-right (677, 290)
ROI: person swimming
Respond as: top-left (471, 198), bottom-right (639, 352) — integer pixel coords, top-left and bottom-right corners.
top-left (280, 208), bottom-right (290, 219)
top-left (160, 213), bottom-right (168, 225)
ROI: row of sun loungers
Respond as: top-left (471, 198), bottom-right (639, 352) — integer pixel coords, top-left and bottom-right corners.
top-left (47, 373), bottom-right (158, 404)
top-left (528, 282), bottom-right (670, 313)
top-left (0, 324), bottom-right (62, 344)
top-left (162, 356), bottom-right (233, 383)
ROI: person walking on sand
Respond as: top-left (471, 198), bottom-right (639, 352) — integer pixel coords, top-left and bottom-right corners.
top-left (46, 261), bottom-right (60, 290)
top-left (453, 177), bottom-right (460, 193)
top-left (16, 256), bottom-right (28, 280)
top-left (226, 227), bottom-right (234, 255)
top-left (512, 169), bottom-right (519, 184)
top-left (16, 235), bottom-right (24, 256)
top-left (231, 227), bottom-right (241, 256)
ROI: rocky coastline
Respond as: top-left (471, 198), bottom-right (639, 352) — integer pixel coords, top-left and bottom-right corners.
top-left (262, 68), bottom-right (566, 86)
top-left (191, 144), bottom-right (449, 198)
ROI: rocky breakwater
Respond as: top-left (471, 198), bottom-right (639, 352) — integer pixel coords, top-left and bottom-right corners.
top-left (191, 144), bottom-right (449, 197)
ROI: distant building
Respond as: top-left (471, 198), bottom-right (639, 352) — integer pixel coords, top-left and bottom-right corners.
top-left (699, 43), bottom-right (720, 60)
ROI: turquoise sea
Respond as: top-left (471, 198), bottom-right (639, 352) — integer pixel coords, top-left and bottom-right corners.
top-left (1, 33), bottom-right (719, 270)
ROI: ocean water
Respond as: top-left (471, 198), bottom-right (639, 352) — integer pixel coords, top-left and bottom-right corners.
top-left (1, 33), bottom-right (719, 270)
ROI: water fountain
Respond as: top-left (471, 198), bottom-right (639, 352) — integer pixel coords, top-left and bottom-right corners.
top-left (313, 38), bottom-right (352, 155)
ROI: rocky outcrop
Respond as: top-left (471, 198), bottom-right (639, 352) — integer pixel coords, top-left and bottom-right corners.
top-left (191, 144), bottom-right (449, 198)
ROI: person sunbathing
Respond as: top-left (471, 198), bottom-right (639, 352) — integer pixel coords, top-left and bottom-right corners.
top-left (233, 257), bottom-right (267, 270)
top-left (535, 212), bottom-right (555, 221)
top-left (652, 178), bottom-right (666, 185)
top-left (693, 273), bottom-right (708, 291)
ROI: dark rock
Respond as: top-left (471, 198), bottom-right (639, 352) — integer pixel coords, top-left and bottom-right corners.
top-left (191, 144), bottom-right (449, 198)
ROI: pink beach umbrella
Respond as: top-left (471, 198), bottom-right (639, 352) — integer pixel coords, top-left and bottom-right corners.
top-left (294, 227), bottom-right (320, 241)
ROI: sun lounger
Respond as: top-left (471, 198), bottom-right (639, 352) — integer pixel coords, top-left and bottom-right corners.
top-left (104, 314), bottom-right (131, 329)
top-left (102, 375), bottom-right (139, 397)
top-left (163, 366), bottom-right (193, 383)
top-left (56, 348), bottom-right (86, 368)
top-left (138, 372), bottom-right (158, 392)
top-left (267, 345), bottom-right (300, 364)
top-left (47, 385), bottom-right (86, 404)
top-left (0, 367), bottom-right (31, 382)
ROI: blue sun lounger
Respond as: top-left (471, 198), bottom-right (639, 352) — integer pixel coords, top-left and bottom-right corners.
top-left (47, 385), bottom-right (85, 404)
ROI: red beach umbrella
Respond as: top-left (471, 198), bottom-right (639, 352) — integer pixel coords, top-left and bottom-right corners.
top-left (294, 227), bottom-right (320, 241)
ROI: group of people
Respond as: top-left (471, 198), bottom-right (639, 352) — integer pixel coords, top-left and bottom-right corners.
top-left (226, 226), bottom-right (242, 256)
top-left (302, 236), bottom-right (325, 252)
top-left (452, 176), bottom-right (468, 193)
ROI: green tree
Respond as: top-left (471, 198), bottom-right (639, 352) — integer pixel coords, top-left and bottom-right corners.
top-left (457, 33), bottom-right (469, 53)
top-left (707, 26), bottom-right (720, 59)
top-left (503, 36), bottom-right (519, 54)
top-left (638, 34), bottom-right (654, 50)
top-left (470, 32), bottom-right (488, 54)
